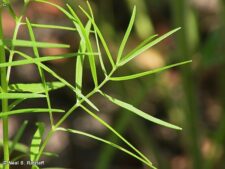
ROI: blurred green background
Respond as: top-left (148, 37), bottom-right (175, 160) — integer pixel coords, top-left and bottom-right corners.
top-left (1, 0), bottom-right (225, 168)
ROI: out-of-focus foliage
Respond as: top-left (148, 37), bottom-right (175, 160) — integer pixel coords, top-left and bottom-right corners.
top-left (0, 0), bottom-right (225, 169)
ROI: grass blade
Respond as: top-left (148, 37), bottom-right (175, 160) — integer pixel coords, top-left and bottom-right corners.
top-left (110, 60), bottom-right (192, 81)
top-left (8, 82), bottom-right (65, 93)
top-left (119, 27), bottom-right (181, 66)
top-left (20, 22), bottom-right (77, 31)
top-left (67, 4), bottom-right (98, 87)
top-left (26, 17), bottom-right (55, 126)
top-left (57, 127), bottom-right (155, 168)
top-left (79, 5), bottom-right (115, 67)
top-left (0, 93), bottom-right (45, 99)
top-left (117, 6), bottom-right (136, 63)
top-left (86, 2), bottom-right (107, 75)
top-left (9, 99), bottom-right (24, 110)
top-left (30, 122), bottom-right (44, 168)
top-left (80, 105), bottom-right (152, 166)
top-left (10, 121), bottom-right (28, 154)
top-left (100, 91), bottom-right (182, 130)
top-left (0, 108), bottom-right (64, 118)
top-left (12, 50), bottom-right (99, 111)
top-left (2, 39), bottom-right (70, 48)
top-left (0, 53), bottom-right (78, 68)
top-left (120, 34), bottom-right (158, 65)
top-left (75, 20), bottom-right (92, 101)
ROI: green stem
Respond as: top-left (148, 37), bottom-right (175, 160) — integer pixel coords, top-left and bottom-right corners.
top-left (171, 1), bottom-right (202, 169)
top-left (0, 7), bottom-right (9, 169)
top-left (35, 67), bottom-right (117, 161)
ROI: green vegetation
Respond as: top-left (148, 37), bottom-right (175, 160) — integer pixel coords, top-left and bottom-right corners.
top-left (4, 0), bottom-right (221, 169)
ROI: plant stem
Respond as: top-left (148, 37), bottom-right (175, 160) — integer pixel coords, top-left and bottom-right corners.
top-left (171, 1), bottom-right (202, 169)
top-left (0, 7), bottom-right (10, 169)
top-left (35, 67), bottom-right (117, 161)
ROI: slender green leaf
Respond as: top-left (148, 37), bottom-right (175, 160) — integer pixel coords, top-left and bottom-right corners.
top-left (12, 50), bottom-right (99, 111)
top-left (100, 91), bottom-right (182, 130)
top-left (119, 27), bottom-right (181, 66)
top-left (117, 6), bottom-right (136, 63)
top-left (26, 17), bottom-right (55, 126)
top-left (10, 121), bottom-right (28, 154)
top-left (110, 60), bottom-right (192, 81)
top-left (7, 82), bottom-right (65, 110)
top-left (122, 34), bottom-right (158, 64)
top-left (20, 22), bottom-right (77, 31)
top-left (86, 2), bottom-right (107, 75)
top-left (2, 39), bottom-right (70, 48)
top-left (79, 5), bottom-right (115, 67)
top-left (30, 123), bottom-right (45, 168)
top-left (80, 105), bottom-right (152, 166)
top-left (8, 82), bottom-right (65, 93)
top-left (0, 93), bottom-right (45, 99)
top-left (9, 99), bottom-right (24, 110)
top-left (67, 4), bottom-right (98, 87)
top-left (57, 127), bottom-right (154, 168)
top-left (75, 20), bottom-right (92, 101)
top-left (0, 108), bottom-right (64, 118)
top-left (0, 53), bottom-right (78, 68)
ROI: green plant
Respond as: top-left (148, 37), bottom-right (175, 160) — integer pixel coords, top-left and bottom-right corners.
top-left (0, 1), bottom-right (191, 169)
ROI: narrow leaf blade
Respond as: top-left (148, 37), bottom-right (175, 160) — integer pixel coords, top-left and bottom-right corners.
top-left (100, 92), bottom-right (182, 130)
top-left (2, 39), bottom-right (70, 48)
top-left (0, 108), bottom-right (64, 118)
top-left (8, 82), bottom-right (65, 93)
top-left (117, 6), bottom-right (136, 63)
top-left (79, 5), bottom-right (115, 67)
top-left (119, 27), bottom-right (181, 66)
top-left (30, 123), bottom-right (45, 165)
top-left (57, 127), bottom-right (153, 168)
top-left (110, 60), bottom-right (192, 81)
top-left (0, 93), bottom-right (45, 99)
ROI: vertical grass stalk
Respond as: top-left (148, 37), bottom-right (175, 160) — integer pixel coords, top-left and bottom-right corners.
top-left (0, 6), bottom-right (10, 169)
top-left (170, 1), bottom-right (202, 169)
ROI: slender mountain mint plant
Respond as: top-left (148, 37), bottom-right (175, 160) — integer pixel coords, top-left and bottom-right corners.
top-left (0, 1), bottom-right (191, 169)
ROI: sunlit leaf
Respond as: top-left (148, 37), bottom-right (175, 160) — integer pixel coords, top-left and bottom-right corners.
top-left (0, 53), bottom-right (78, 68)
top-left (12, 50), bottom-right (99, 111)
top-left (1, 39), bottom-right (70, 48)
top-left (117, 6), bottom-right (136, 63)
top-left (119, 27), bottom-right (181, 66)
top-left (30, 123), bottom-right (45, 168)
top-left (110, 60), bottom-right (192, 81)
top-left (67, 4), bottom-right (98, 87)
top-left (8, 82), bottom-right (65, 93)
top-left (0, 93), bottom-right (45, 99)
top-left (75, 20), bottom-right (92, 101)
top-left (0, 108), bottom-right (64, 118)
top-left (57, 127), bottom-right (154, 168)
top-left (80, 5), bottom-right (115, 67)
top-left (100, 91), bottom-right (182, 130)
top-left (80, 105), bottom-right (152, 166)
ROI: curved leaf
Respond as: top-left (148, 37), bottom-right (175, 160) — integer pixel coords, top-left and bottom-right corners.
top-left (119, 27), bottom-right (181, 66)
top-left (117, 6), bottom-right (136, 63)
top-left (110, 60), bottom-right (192, 81)
top-left (100, 91), bottom-right (182, 130)
top-left (57, 127), bottom-right (154, 168)
top-left (0, 108), bottom-right (64, 118)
